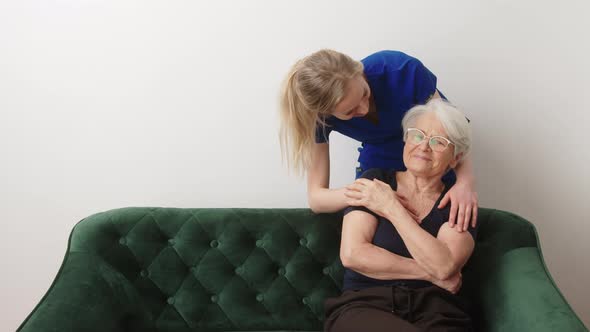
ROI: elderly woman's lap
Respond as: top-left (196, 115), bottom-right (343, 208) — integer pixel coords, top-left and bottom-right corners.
top-left (324, 285), bottom-right (474, 332)
top-left (327, 305), bottom-right (420, 332)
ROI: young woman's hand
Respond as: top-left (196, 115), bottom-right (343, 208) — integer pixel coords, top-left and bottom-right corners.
top-left (438, 182), bottom-right (478, 232)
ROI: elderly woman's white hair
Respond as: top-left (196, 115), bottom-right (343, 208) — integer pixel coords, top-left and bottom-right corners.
top-left (401, 98), bottom-right (472, 160)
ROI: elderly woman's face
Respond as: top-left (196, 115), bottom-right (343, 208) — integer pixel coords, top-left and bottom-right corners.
top-left (402, 112), bottom-right (460, 177)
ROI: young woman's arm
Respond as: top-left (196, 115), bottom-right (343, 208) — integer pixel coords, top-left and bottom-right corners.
top-left (431, 90), bottom-right (479, 230)
top-left (306, 142), bottom-right (349, 213)
top-left (438, 154), bottom-right (478, 230)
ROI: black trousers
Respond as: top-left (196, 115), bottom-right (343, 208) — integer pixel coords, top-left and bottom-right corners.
top-left (324, 285), bottom-right (474, 332)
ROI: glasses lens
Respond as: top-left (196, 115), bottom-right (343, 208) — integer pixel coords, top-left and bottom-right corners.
top-left (429, 137), bottom-right (449, 152)
top-left (407, 129), bottom-right (424, 145)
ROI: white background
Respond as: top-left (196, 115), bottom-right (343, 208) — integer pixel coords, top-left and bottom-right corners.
top-left (1, 1), bottom-right (588, 330)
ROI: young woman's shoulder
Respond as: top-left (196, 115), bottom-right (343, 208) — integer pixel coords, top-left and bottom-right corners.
top-left (361, 50), bottom-right (421, 75)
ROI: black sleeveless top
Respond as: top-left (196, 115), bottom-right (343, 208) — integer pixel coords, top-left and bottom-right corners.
top-left (342, 168), bottom-right (478, 291)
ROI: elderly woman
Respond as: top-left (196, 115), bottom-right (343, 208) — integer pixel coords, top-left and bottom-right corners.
top-left (324, 98), bottom-right (479, 332)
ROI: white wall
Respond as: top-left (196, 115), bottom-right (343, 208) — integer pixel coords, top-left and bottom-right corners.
top-left (1, 1), bottom-right (588, 330)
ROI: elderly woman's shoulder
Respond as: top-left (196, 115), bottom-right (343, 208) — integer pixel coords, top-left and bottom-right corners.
top-left (359, 168), bottom-right (396, 184)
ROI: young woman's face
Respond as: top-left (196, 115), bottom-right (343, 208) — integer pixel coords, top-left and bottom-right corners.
top-left (331, 75), bottom-right (371, 120)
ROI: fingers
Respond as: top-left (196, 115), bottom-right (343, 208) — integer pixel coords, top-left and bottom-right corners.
top-left (456, 203), bottom-right (465, 233)
top-left (464, 205), bottom-right (472, 231)
top-left (344, 192), bottom-right (363, 206)
top-left (345, 199), bottom-right (363, 207)
top-left (454, 279), bottom-right (462, 294)
top-left (344, 185), bottom-right (364, 206)
top-left (344, 187), bottom-right (366, 208)
top-left (448, 200), bottom-right (458, 228)
top-left (353, 178), bottom-right (372, 186)
top-left (452, 273), bottom-right (463, 294)
top-left (346, 183), bottom-right (365, 192)
top-left (373, 178), bottom-right (391, 188)
top-left (438, 192), bottom-right (450, 209)
top-left (344, 190), bottom-right (363, 200)
top-left (347, 178), bottom-right (379, 192)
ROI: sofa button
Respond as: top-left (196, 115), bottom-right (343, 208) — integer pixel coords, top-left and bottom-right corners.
top-left (322, 267), bottom-right (330, 275)
top-left (302, 297), bottom-right (309, 305)
top-left (256, 294), bottom-right (264, 302)
top-left (119, 237), bottom-right (127, 245)
top-left (140, 270), bottom-right (147, 277)
top-left (167, 297), bottom-right (175, 305)
top-left (255, 240), bottom-right (263, 248)
top-left (299, 238), bottom-right (308, 246)
top-left (168, 239), bottom-right (176, 246)
top-left (210, 240), bottom-right (219, 248)
top-left (277, 267), bottom-right (286, 276)
top-left (235, 266), bottom-right (243, 275)
top-left (210, 295), bottom-right (218, 303)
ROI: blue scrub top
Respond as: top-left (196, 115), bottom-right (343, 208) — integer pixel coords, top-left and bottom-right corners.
top-left (314, 50), bottom-right (456, 183)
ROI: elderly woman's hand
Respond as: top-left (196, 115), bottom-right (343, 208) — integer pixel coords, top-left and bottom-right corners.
top-left (345, 178), bottom-right (420, 223)
top-left (431, 271), bottom-right (462, 294)
top-left (437, 181), bottom-right (478, 232)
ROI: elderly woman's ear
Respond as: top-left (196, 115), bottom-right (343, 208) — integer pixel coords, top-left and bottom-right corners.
top-left (449, 152), bottom-right (464, 169)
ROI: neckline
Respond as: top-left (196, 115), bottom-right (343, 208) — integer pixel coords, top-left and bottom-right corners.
top-left (390, 171), bottom-right (449, 223)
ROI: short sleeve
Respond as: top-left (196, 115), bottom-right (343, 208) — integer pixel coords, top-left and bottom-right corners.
top-left (314, 124), bottom-right (332, 144)
top-left (343, 168), bottom-right (390, 219)
top-left (411, 59), bottom-right (438, 105)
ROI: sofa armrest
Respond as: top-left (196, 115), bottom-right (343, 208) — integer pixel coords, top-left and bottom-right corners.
top-left (479, 247), bottom-right (587, 332)
top-left (17, 251), bottom-right (154, 332)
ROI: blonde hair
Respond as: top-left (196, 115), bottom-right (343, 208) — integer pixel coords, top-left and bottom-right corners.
top-left (279, 49), bottom-right (364, 177)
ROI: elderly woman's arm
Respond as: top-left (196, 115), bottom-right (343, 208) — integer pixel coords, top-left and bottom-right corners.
top-left (346, 178), bottom-right (475, 281)
top-left (385, 208), bottom-right (475, 281)
top-left (340, 208), bottom-right (463, 293)
top-left (339, 210), bottom-right (432, 280)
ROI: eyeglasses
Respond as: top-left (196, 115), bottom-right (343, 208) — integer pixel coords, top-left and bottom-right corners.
top-left (404, 128), bottom-right (454, 152)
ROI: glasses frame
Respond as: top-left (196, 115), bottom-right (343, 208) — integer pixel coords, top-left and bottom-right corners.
top-left (405, 127), bottom-right (455, 152)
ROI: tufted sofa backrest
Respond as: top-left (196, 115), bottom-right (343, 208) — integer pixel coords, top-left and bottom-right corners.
top-left (67, 207), bottom-right (538, 331)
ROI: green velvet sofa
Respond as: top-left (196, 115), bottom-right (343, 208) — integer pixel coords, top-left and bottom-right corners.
top-left (17, 207), bottom-right (587, 332)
